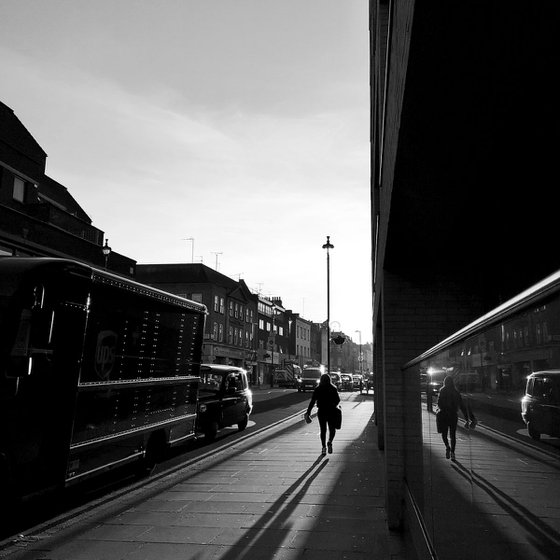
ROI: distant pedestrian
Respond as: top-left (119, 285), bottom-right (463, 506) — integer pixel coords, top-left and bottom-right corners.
top-left (305, 373), bottom-right (341, 455)
top-left (437, 375), bottom-right (476, 461)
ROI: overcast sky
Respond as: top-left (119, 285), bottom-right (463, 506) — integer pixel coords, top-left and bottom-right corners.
top-left (0, 0), bottom-right (372, 343)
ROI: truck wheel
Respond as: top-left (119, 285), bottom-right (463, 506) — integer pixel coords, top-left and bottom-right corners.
top-left (527, 421), bottom-right (541, 440)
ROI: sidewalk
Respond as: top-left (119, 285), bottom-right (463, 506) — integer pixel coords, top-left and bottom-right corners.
top-left (1, 394), bottom-right (412, 560)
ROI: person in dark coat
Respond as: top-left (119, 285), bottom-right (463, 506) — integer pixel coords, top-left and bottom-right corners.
top-left (305, 372), bottom-right (341, 455)
top-left (437, 375), bottom-right (474, 461)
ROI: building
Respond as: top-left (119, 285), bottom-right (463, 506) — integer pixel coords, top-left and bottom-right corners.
top-left (370, 0), bottom-right (558, 551)
top-left (256, 296), bottom-right (295, 386)
top-left (0, 101), bottom-right (135, 275)
top-left (136, 263), bottom-right (259, 376)
top-left (285, 312), bottom-right (314, 368)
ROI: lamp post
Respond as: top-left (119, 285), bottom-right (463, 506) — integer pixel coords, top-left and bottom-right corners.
top-left (102, 239), bottom-right (111, 270)
top-left (268, 303), bottom-right (279, 387)
top-left (355, 330), bottom-right (363, 375)
top-left (322, 235), bottom-right (334, 374)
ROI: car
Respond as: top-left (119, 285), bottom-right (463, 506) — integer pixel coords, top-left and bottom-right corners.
top-left (361, 373), bottom-right (374, 393)
top-left (352, 374), bottom-right (363, 391)
top-left (197, 364), bottom-right (253, 441)
top-left (297, 367), bottom-right (323, 392)
top-left (330, 372), bottom-right (342, 390)
top-left (340, 373), bottom-right (353, 391)
top-left (521, 370), bottom-right (560, 440)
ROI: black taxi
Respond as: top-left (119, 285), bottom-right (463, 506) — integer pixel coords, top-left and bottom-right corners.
top-left (521, 370), bottom-right (560, 440)
top-left (197, 364), bottom-right (253, 441)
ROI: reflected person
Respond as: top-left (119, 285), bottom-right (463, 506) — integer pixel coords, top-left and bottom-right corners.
top-left (437, 375), bottom-right (474, 461)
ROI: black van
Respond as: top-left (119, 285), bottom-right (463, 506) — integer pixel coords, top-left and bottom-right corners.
top-left (521, 370), bottom-right (560, 440)
top-left (197, 365), bottom-right (253, 441)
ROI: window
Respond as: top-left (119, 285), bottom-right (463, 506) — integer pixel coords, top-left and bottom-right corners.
top-left (13, 177), bottom-right (25, 202)
top-left (214, 296), bottom-right (219, 312)
top-left (219, 323), bottom-right (224, 342)
top-left (229, 301), bottom-right (233, 317)
top-left (213, 322), bottom-right (218, 340)
top-left (191, 293), bottom-right (203, 304)
top-left (228, 326), bottom-right (233, 344)
top-left (259, 319), bottom-right (264, 330)
top-left (278, 326), bottom-right (284, 336)
top-left (220, 297), bottom-right (225, 314)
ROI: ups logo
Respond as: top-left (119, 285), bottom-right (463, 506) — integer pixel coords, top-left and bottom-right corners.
top-left (95, 330), bottom-right (118, 380)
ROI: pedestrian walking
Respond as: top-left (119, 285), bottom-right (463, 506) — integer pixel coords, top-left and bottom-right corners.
top-left (436, 375), bottom-right (476, 461)
top-left (305, 372), bottom-right (341, 455)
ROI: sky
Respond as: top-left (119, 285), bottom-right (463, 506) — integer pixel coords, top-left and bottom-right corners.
top-left (0, 0), bottom-right (372, 343)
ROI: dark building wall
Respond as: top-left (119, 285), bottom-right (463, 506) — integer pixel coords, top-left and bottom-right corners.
top-left (371, 0), bottom-right (559, 533)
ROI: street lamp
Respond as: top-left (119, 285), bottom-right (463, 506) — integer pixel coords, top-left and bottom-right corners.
top-left (267, 303), bottom-right (280, 387)
top-left (322, 235), bottom-right (334, 374)
top-left (355, 330), bottom-right (363, 374)
top-left (102, 239), bottom-right (111, 269)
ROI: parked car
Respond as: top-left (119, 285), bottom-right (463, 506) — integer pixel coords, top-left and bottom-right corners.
top-left (297, 367), bottom-right (323, 392)
top-left (352, 374), bottom-right (363, 391)
top-left (521, 370), bottom-right (560, 440)
top-left (197, 364), bottom-right (253, 441)
top-left (361, 373), bottom-right (374, 393)
top-left (330, 372), bottom-right (342, 390)
top-left (340, 373), bottom-right (353, 391)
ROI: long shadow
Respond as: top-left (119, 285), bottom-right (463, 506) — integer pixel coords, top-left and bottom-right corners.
top-left (451, 460), bottom-right (560, 558)
top-left (17, 416), bottom-right (322, 550)
top-left (209, 455), bottom-right (331, 560)
top-left (195, 404), bottom-right (408, 560)
top-left (421, 411), bottom-right (560, 560)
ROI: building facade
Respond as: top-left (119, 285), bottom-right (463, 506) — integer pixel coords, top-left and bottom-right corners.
top-left (371, 0), bottom-right (558, 554)
top-left (0, 101), bottom-right (135, 275)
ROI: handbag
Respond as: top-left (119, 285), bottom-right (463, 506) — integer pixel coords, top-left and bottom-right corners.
top-left (333, 406), bottom-right (342, 429)
top-left (435, 410), bottom-right (443, 433)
